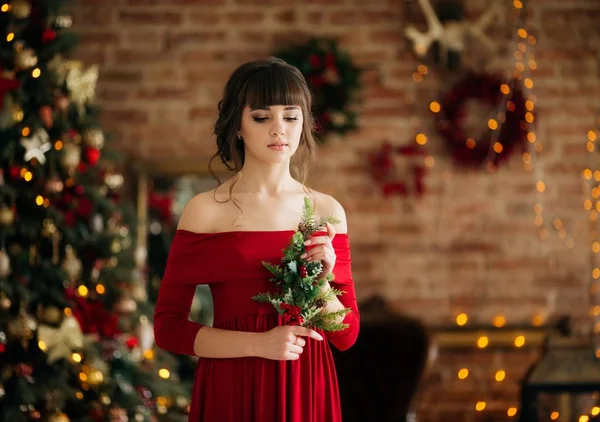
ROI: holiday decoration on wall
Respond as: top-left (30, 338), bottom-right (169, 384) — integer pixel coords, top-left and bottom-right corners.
top-left (404, 0), bottom-right (500, 70)
top-left (434, 72), bottom-right (530, 169)
top-left (273, 37), bottom-right (362, 141)
top-left (0, 1), bottom-right (190, 421)
top-left (369, 141), bottom-right (429, 197)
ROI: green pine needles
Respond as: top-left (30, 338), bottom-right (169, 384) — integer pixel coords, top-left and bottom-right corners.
top-left (252, 198), bottom-right (351, 332)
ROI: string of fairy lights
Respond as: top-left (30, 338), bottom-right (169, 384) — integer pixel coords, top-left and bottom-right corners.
top-left (405, 0), bottom-right (600, 419)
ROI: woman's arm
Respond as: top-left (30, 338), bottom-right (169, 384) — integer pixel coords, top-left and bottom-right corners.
top-left (319, 195), bottom-right (360, 352)
top-left (154, 192), bottom-right (261, 358)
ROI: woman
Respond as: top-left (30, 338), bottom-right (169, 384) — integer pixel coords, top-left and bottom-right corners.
top-left (154, 57), bottom-right (360, 422)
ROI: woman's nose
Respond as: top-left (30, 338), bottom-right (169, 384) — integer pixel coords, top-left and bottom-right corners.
top-left (270, 121), bottom-right (284, 136)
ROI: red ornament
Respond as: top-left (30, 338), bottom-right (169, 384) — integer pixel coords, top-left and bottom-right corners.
top-left (75, 196), bottom-right (93, 220)
top-left (64, 210), bottom-right (76, 227)
top-left (369, 141), bottom-right (428, 197)
top-left (309, 54), bottom-right (320, 68)
top-left (39, 105), bottom-right (53, 128)
top-left (299, 265), bottom-right (308, 278)
top-left (0, 71), bottom-right (20, 109)
top-left (8, 166), bottom-right (20, 180)
top-left (125, 336), bottom-right (139, 350)
top-left (42, 28), bottom-right (56, 43)
top-left (435, 72), bottom-right (529, 168)
top-left (68, 289), bottom-right (120, 339)
top-left (149, 190), bottom-right (174, 226)
top-left (324, 52), bottom-right (336, 69)
top-left (84, 147), bottom-right (101, 165)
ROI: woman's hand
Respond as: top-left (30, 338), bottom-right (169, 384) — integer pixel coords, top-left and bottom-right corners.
top-left (301, 222), bottom-right (336, 280)
top-left (254, 325), bottom-right (323, 361)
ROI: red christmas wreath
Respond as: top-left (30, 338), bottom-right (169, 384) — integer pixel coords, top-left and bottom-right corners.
top-left (435, 72), bottom-right (530, 168)
top-left (369, 142), bottom-right (428, 197)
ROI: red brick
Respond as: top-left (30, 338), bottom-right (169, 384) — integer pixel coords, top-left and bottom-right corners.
top-left (78, 30), bottom-right (121, 45)
top-left (136, 88), bottom-right (192, 101)
top-left (188, 11), bottom-right (222, 25)
top-left (97, 88), bottom-right (132, 102)
top-left (126, 0), bottom-right (224, 4)
top-left (118, 11), bottom-right (182, 25)
top-left (180, 51), bottom-right (219, 64)
top-left (166, 30), bottom-right (228, 48)
top-left (235, 31), bottom-right (269, 44)
top-left (101, 109), bottom-right (149, 124)
top-left (305, 11), bottom-right (325, 24)
top-left (369, 29), bottom-right (406, 44)
top-left (72, 48), bottom-right (109, 66)
top-left (73, 8), bottom-right (114, 26)
top-left (224, 11), bottom-right (266, 24)
top-left (101, 69), bottom-right (143, 84)
top-left (114, 49), bottom-right (166, 64)
top-left (125, 30), bottom-right (164, 47)
top-left (274, 10), bottom-right (296, 24)
top-left (189, 107), bottom-right (218, 120)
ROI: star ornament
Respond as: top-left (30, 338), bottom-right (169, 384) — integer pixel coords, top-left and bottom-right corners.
top-left (21, 128), bottom-right (52, 164)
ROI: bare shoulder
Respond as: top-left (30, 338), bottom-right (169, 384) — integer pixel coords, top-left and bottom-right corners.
top-left (176, 190), bottom-right (219, 233)
top-left (309, 190), bottom-right (348, 234)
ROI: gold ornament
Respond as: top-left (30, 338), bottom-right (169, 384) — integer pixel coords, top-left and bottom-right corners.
top-left (109, 407), bottom-right (128, 422)
top-left (45, 174), bottom-right (64, 194)
top-left (7, 308), bottom-right (37, 347)
top-left (54, 95), bottom-right (69, 112)
top-left (0, 292), bottom-right (11, 310)
top-left (47, 412), bottom-right (70, 422)
top-left (115, 295), bottom-right (137, 313)
top-left (10, 0), bottom-right (31, 19)
top-left (36, 304), bottom-right (62, 325)
top-left (37, 316), bottom-right (84, 363)
top-left (83, 128), bottom-right (104, 149)
top-left (61, 245), bottom-right (82, 284)
top-left (15, 47), bottom-right (38, 70)
top-left (0, 94), bottom-right (23, 130)
top-left (0, 205), bottom-right (15, 227)
top-left (132, 281), bottom-right (148, 303)
top-left (83, 356), bottom-right (109, 387)
top-left (54, 15), bottom-right (73, 29)
top-left (66, 64), bottom-right (98, 115)
top-left (60, 143), bottom-right (81, 172)
top-left (104, 172), bottom-right (124, 190)
top-left (0, 248), bottom-right (10, 278)
top-left (42, 219), bottom-right (62, 264)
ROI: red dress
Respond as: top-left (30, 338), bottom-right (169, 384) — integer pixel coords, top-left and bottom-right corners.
top-left (154, 230), bottom-right (360, 422)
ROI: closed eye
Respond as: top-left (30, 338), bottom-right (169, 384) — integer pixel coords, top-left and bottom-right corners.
top-left (252, 117), bottom-right (299, 123)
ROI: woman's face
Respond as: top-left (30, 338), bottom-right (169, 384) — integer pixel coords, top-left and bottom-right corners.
top-left (238, 104), bottom-right (304, 164)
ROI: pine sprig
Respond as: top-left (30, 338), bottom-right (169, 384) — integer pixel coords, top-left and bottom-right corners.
top-left (251, 197), bottom-right (351, 332)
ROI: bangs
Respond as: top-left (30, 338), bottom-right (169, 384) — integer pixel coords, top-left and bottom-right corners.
top-left (242, 65), bottom-right (309, 110)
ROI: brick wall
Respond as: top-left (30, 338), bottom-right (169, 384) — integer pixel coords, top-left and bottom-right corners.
top-left (70, 0), bottom-right (600, 418)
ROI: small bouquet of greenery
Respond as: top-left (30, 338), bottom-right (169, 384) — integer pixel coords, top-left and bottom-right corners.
top-left (252, 198), bottom-right (351, 332)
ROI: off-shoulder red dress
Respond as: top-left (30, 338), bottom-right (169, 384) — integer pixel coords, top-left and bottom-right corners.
top-left (153, 230), bottom-right (360, 422)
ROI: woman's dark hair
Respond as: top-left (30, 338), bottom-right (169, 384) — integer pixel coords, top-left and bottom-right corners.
top-left (209, 57), bottom-right (317, 204)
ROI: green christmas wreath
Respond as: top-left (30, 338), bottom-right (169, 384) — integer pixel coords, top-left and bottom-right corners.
top-left (274, 37), bottom-right (362, 141)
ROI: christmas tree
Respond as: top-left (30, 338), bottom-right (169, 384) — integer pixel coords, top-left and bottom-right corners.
top-left (0, 1), bottom-right (190, 421)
